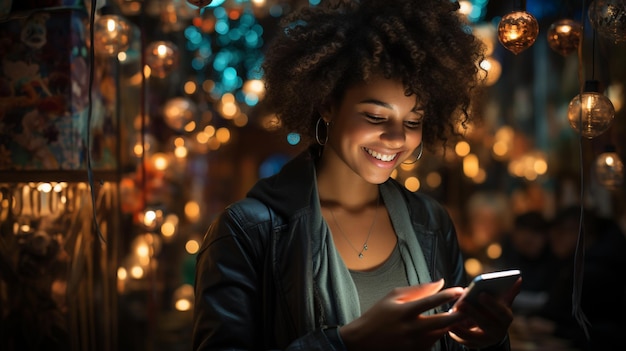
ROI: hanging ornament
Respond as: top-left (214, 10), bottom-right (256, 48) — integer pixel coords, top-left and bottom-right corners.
top-left (567, 80), bottom-right (615, 139)
top-left (595, 146), bottom-right (624, 190)
top-left (547, 19), bottom-right (583, 56)
top-left (94, 6), bottom-right (131, 57)
top-left (497, 10), bottom-right (539, 54)
top-left (589, 0), bottom-right (626, 43)
top-left (145, 41), bottom-right (180, 79)
top-left (187, 0), bottom-right (215, 8)
top-left (163, 97), bottom-right (198, 132)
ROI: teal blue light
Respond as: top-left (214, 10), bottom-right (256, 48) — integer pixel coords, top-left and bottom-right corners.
top-left (466, 0), bottom-right (490, 23)
top-left (469, 6), bottom-right (482, 22)
top-left (252, 24), bottom-right (263, 35)
top-left (245, 31), bottom-right (259, 47)
top-left (309, 0), bottom-right (321, 5)
top-left (240, 13), bottom-right (255, 27)
top-left (192, 57), bottom-right (205, 70)
top-left (244, 93), bottom-right (259, 106)
top-left (228, 28), bottom-right (242, 41)
top-left (287, 133), bottom-right (301, 145)
top-left (213, 6), bottom-right (227, 19)
top-left (223, 67), bottom-right (237, 80)
top-left (215, 20), bottom-right (229, 35)
top-left (269, 5), bottom-right (283, 17)
top-left (199, 45), bottom-right (212, 58)
top-left (213, 53), bottom-right (229, 71)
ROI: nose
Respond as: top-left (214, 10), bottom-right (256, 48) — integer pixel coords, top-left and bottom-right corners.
top-left (380, 122), bottom-right (406, 148)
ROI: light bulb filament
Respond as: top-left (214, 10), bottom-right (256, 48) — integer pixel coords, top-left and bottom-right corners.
top-left (107, 19), bottom-right (116, 32)
top-left (606, 156), bottom-right (615, 166)
top-left (157, 44), bottom-right (168, 57)
top-left (558, 25), bottom-right (572, 34)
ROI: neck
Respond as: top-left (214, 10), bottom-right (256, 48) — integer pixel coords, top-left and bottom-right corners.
top-left (316, 152), bottom-right (379, 210)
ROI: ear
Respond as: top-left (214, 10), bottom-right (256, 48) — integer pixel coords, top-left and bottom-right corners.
top-left (318, 103), bottom-right (335, 124)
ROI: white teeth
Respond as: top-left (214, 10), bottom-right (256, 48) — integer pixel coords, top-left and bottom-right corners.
top-left (366, 148), bottom-right (397, 162)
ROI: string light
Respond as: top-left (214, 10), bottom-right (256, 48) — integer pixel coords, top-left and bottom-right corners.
top-left (595, 146), bottom-right (624, 191)
top-left (547, 19), bottom-right (582, 56)
top-left (145, 41), bottom-right (180, 78)
top-left (588, 0), bottom-right (626, 44)
top-left (93, 6), bottom-right (131, 57)
top-left (567, 80), bottom-right (615, 139)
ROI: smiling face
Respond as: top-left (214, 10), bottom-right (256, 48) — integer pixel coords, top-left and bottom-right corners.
top-left (320, 76), bottom-right (423, 185)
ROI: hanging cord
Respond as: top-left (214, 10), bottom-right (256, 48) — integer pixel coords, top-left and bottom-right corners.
top-left (87, 0), bottom-right (106, 244)
top-left (572, 0), bottom-right (591, 339)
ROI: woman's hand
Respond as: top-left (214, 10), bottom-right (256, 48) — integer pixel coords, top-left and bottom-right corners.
top-left (339, 279), bottom-right (464, 351)
top-left (448, 278), bottom-right (522, 349)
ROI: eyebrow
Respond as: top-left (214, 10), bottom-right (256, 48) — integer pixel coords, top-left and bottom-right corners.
top-left (358, 98), bottom-right (393, 109)
top-left (358, 99), bottom-right (423, 113)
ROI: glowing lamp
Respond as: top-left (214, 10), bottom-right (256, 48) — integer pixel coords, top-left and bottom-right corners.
top-left (547, 19), bottom-right (582, 56)
top-left (163, 97), bottom-right (198, 132)
top-left (93, 6), bottom-right (131, 57)
top-left (497, 11), bottom-right (539, 54)
top-left (589, 0), bottom-right (626, 44)
top-left (567, 80), bottom-right (615, 139)
top-left (145, 41), bottom-right (180, 78)
top-left (595, 146), bottom-right (624, 190)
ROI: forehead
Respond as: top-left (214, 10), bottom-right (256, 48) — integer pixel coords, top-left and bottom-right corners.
top-left (342, 76), bottom-right (419, 107)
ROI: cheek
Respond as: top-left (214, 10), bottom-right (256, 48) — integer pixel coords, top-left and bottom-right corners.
top-left (408, 130), bottom-right (423, 147)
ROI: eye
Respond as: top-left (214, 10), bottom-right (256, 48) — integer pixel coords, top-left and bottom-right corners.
top-left (405, 120), bottom-right (423, 129)
top-left (364, 113), bottom-right (386, 123)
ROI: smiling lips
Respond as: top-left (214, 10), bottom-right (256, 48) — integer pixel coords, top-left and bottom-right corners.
top-left (365, 147), bottom-right (398, 162)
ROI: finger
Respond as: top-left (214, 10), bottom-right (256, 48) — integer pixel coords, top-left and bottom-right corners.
top-left (395, 279), bottom-right (445, 303)
top-left (403, 288), bottom-right (464, 316)
top-left (448, 329), bottom-right (486, 349)
top-left (457, 287), bottom-right (514, 318)
top-left (503, 277), bottom-right (522, 305)
top-left (417, 310), bottom-right (466, 330)
top-left (456, 296), bottom-right (511, 328)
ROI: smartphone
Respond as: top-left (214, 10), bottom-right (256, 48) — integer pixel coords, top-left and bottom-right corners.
top-left (451, 269), bottom-right (521, 309)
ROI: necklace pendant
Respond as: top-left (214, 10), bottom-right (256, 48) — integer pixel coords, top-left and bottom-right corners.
top-left (363, 244), bottom-right (368, 251)
top-left (358, 253), bottom-right (364, 259)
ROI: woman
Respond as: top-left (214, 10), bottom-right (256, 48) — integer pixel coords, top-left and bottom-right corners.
top-left (193, 0), bottom-right (519, 350)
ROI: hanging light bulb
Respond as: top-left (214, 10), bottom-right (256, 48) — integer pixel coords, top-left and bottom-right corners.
top-left (595, 146), bottom-right (624, 190)
top-left (589, 0), bottom-right (626, 44)
top-left (145, 41), bottom-right (179, 78)
top-left (187, 0), bottom-right (215, 8)
top-left (93, 6), bottom-right (131, 57)
top-left (567, 80), bottom-right (615, 139)
top-left (497, 10), bottom-right (539, 54)
top-left (547, 19), bottom-right (583, 56)
top-left (163, 97), bottom-right (198, 132)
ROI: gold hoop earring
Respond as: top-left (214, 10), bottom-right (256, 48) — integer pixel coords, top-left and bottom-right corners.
top-left (402, 143), bottom-right (423, 165)
top-left (315, 117), bottom-right (329, 145)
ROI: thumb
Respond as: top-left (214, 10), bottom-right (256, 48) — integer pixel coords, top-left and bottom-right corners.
top-left (395, 279), bottom-right (445, 303)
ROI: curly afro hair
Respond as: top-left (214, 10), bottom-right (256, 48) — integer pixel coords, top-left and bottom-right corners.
top-left (262, 0), bottom-right (485, 148)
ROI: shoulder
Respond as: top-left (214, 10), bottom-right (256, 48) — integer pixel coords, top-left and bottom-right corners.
top-left (202, 198), bottom-right (280, 250)
top-left (225, 198), bottom-right (276, 228)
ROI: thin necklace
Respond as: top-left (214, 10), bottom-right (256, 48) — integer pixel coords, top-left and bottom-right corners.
top-left (329, 194), bottom-right (380, 259)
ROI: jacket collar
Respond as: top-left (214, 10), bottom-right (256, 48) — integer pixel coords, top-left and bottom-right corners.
top-left (247, 146), bottom-right (320, 219)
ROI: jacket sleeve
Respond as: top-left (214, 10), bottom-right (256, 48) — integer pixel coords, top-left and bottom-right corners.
top-left (192, 202), bottom-right (347, 351)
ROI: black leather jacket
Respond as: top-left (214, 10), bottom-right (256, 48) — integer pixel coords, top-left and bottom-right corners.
top-left (192, 148), bottom-right (511, 351)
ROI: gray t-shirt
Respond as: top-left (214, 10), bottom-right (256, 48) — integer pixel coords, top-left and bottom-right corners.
top-left (349, 243), bottom-right (409, 313)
